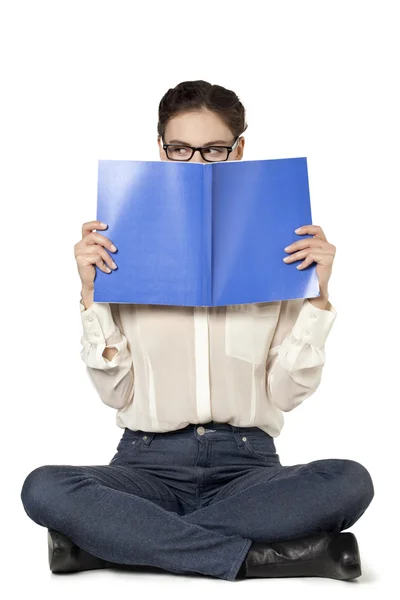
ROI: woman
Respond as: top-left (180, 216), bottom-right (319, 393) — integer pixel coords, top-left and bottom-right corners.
top-left (20, 80), bottom-right (374, 582)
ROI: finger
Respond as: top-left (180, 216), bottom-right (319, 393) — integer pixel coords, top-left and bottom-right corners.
top-left (82, 220), bottom-right (108, 238)
top-left (284, 248), bottom-right (330, 263)
top-left (295, 225), bottom-right (327, 242)
top-left (284, 247), bottom-right (334, 263)
top-left (94, 254), bottom-right (114, 274)
top-left (87, 244), bottom-right (118, 271)
top-left (296, 251), bottom-right (334, 269)
top-left (76, 244), bottom-right (117, 272)
top-left (84, 231), bottom-right (117, 253)
top-left (284, 237), bottom-right (329, 253)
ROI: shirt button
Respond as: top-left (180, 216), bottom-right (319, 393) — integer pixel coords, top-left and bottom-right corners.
top-left (310, 313), bottom-right (316, 319)
top-left (94, 332), bottom-right (100, 337)
top-left (143, 435), bottom-right (148, 440)
top-left (242, 436), bottom-right (247, 441)
top-left (305, 330), bottom-right (310, 336)
top-left (197, 426), bottom-right (205, 435)
top-left (87, 316), bottom-right (94, 322)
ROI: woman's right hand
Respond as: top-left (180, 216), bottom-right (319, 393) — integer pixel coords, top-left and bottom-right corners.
top-left (74, 220), bottom-right (118, 290)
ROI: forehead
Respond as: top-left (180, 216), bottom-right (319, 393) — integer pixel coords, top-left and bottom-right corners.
top-left (164, 109), bottom-right (233, 145)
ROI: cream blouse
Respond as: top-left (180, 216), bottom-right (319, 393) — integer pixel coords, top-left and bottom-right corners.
top-left (79, 297), bottom-right (337, 436)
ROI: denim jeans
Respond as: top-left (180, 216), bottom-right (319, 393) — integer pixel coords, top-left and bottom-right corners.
top-left (20, 421), bottom-right (374, 581)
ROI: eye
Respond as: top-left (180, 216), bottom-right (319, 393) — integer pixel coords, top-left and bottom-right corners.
top-left (204, 147), bottom-right (225, 155)
top-left (171, 146), bottom-right (192, 156)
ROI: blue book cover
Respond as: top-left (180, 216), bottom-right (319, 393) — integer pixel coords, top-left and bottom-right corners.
top-left (94, 158), bottom-right (320, 306)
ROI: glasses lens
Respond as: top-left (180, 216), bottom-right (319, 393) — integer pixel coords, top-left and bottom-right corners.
top-left (166, 146), bottom-right (193, 161)
top-left (201, 147), bottom-right (229, 162)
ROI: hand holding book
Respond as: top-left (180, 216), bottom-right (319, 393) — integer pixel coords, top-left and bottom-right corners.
top-left (283, 224), bottom-right (335, 305)
top-left (74, 220), bottom-right (118, 308)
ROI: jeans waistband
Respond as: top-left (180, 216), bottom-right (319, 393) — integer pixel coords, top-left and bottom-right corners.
top-left (126, 421), bottom-right (273, 440)
top-left (122, 421), bottom-right (277, 455)
top-left (183, 421), bottom-right (262, 433)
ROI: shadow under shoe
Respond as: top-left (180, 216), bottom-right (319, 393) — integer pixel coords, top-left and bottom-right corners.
top-left (238, 531), bottom-right (361, 581)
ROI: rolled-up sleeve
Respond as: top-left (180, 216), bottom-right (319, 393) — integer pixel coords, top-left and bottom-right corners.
top-left (80, 300), bottom-right (134, 409)
top-left (266, 298), bottom-right (337, 412)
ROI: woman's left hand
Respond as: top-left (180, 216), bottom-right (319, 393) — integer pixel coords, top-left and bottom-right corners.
top-left (283, 225), bottom-right (336, 296)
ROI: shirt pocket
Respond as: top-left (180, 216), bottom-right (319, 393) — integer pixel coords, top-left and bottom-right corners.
top-left (225, 302), bottom-right (280, 364)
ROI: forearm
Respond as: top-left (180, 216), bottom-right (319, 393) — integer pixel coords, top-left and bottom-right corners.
top-left (267, 350), bottom-right (325, 411)
top-left (266, 295), bottom-right (337, 411)
top-left (79, 293), bottom-right (134, 409)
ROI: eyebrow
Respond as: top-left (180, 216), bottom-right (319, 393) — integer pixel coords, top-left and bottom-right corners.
top-left (167, 139), bottom-right (230, 146)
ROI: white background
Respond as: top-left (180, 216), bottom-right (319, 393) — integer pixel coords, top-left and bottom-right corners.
top-left (1, 0), bottom-right (398, 597)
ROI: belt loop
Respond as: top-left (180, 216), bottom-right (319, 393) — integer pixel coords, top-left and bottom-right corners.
top-left (142, 432), bottom-right (155, 446)
top-left (232, 426), bottom-right (245, 448)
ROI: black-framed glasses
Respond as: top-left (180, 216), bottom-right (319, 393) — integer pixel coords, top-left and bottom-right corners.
top-left (162, 136), bottom-right (240, 162)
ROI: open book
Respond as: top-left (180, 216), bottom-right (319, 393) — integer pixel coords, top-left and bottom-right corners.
top-left (93, 158), bottom-right (320, 306)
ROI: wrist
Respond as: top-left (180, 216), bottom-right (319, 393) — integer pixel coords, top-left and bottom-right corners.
top-left (308, 290), bottom-right (330, 311)
top-left (81, 285), bottom-right (94, 310)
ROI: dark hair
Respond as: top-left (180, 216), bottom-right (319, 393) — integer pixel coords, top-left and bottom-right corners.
top-left (157, 80), bottom-right (248, 140)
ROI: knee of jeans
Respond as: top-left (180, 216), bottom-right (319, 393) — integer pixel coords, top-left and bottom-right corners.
top-left (20, 465), bottom-right (57, 521)
top-left (344, 459), bottom-right (375, 507)
top-left (315, 458), bottom-right (375, 508)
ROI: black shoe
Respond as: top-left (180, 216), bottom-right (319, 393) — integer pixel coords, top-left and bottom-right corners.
top-left (237, 531), bottom-right (361, 580)
top-left (48, 529), bottom-right (116, 573)
top-left (47, 529), bottom-right (169, 575)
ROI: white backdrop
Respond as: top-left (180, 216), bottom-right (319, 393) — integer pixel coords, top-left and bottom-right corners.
top-left (1, 0), bottom-right (398, 597)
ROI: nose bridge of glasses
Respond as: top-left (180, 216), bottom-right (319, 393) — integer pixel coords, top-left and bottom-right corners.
top-left (192, 147), bottom-right (206, 162)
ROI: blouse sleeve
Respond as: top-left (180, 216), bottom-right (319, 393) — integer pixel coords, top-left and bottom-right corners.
top-left (266, 298), bottom-right (337, 412)
top-left (79, 299), bottom-right (134, 410)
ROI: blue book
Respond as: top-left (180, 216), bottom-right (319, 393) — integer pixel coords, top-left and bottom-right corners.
top-left (94, 158), bottom-right (320, 306)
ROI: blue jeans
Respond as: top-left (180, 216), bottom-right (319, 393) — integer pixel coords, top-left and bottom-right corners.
top-left (20, 421), bottom-right (374, 581)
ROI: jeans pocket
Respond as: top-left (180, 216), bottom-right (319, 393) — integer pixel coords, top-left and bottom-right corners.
top-left (109, 429), bottom-right (145, 464)
top-left (225, 302), bottom-right (280, 364)
top-left (241, 434), bottom-right (280, 463)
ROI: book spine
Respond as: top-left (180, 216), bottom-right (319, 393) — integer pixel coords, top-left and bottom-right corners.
top-left (203, 164), bottom-right (213, 305)
top-left (304, 157), bottom-right (313, 223)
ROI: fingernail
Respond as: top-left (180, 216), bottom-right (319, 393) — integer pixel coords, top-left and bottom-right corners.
top-left (284, 245), bottom-right (291, 251)
top-left (111, 261), bottom-right (117, 269)
top-left (283, 257), bottom-right (290, 262)
top-left (295, 227), bottom-right (302, 233)
top-left (100, 222), bottom-right (107, 227)
top-left (110, 244), bottom-right (117, 252)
